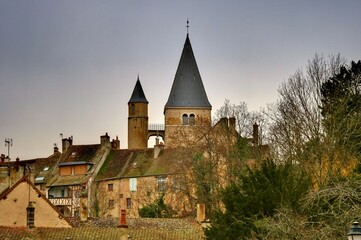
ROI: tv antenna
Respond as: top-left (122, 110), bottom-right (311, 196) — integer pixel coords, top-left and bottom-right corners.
top-left (5, 138), bottom-right (13, 160)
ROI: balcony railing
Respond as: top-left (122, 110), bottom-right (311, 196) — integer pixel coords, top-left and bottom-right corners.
top-left (49, 197), bottom-right (72, 206)
top-left (149, 123), bottom-right (164, 131)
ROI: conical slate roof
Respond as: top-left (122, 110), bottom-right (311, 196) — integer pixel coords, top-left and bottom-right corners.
top-left (128, 77), bottom-right (148, 104)
top-left (165, 34), bottom-right (211, 109)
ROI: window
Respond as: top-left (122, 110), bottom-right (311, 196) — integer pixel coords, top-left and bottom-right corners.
top-left (129, 178), bottom-right (137, 192)
top-left (157, 176), bottom-right (167, 193)
top-left (108, 199), bottom-right (114, 208)
top-left (130, 104), bottom-right (135, 114)
top-left (126, 198), bottom-right (132, 208)
top-left (35, 177), bottom-right (45, 181)
top-left (108, 183), bottom-right (113, 191)
top-left (189, 114), bottom-right (195, 125)
top-left (182, 114), bottom-right (188, 125)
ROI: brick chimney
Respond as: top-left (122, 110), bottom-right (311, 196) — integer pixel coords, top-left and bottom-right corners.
top-left (54, 144), bottom-right (59, 154)
top-left (118, 209), bottom-right (128, 228)
top-left (111, 136), bottom-right (120, 150)
top-left (62, 137), bottom-right (73, 153)
top-left (253, 123), bottom-right (259, 146)
top-left (100, 133), bottom-right (110, 148)
top-left (228, 117), bottom-right (236, 130)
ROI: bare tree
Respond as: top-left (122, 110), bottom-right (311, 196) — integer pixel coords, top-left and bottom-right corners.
top-left (214, 99), bottom-right (268, 144)
top-left (266, 54), bottom-right (352, 186)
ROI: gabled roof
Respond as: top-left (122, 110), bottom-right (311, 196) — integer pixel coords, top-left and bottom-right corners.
top-left (165, 34), bottom-right (211, 109)
top-left (46, 144), bottom-right (104, 187)
top-left (0, 176), bottom-right (73, 227)
top-left (128, 77), bottom-right (148, 104)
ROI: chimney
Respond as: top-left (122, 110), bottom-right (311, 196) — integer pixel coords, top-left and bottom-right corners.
top-left (54, 144), bottom-right (59, 154)
top-left (253, 123), bottom-right (259, 146)
top-left (111, 136), bottom-right (120, 150)
top-left (1, 154), bottom-right (5, 163)
top-left (62, 137), bottom-right (73, 153)
top-left (15, 157), bottom-right (20, 171)
top-left (154, 138), bottom-right (164, 159)
top-left (228, 117), bottom-right (236, 130)
top-left (118, 209), bottom-right (128, 228)
top-left (100, 132), bottom-right (110, 148)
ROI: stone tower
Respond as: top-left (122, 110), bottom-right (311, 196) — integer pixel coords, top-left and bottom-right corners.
top-left (164, 34), bottom-right (212, 147)
top-left (128, 77), bottom-right (148, 149)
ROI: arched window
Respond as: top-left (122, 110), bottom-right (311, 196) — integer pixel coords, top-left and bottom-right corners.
top-left (130, 104), bottom-right (135, 114)
top-left (182, 114), bottom-right (188, 125)
top-left (189, 114), bottom-right (195, 125)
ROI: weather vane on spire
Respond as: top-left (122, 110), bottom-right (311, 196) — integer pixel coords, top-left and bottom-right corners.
top-left (186, 18), bottom-right (189, 34)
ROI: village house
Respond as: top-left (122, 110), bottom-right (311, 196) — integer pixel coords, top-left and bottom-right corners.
top-left (45, 134), bottom-right (120, 220)
top-left (0, 176), bottom-right (72, 228)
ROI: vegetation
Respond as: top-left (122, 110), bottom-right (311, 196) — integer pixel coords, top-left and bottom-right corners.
top-left (203, 56), bottom-right (361, 239)
top-left (204, 159), bottom-right (311, 239)
top-left (138, 195), bottom-right (173, 218)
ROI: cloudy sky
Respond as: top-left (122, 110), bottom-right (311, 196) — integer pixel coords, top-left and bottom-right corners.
top-left (1, 0), bottom-right (360, 159)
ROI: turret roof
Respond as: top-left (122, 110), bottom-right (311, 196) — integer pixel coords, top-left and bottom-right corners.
top-left (165, 34), bottom-right (211, 109)
top-left (128, 77), bottom-right (148, 104)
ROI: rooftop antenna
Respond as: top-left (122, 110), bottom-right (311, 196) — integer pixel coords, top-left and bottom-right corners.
top-left (5, 138), bottom-right (13, 160)
top-left (186, 18), bottom-right (189, 34)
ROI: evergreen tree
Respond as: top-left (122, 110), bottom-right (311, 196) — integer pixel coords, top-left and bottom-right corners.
top-left (204, 159), bottom-right (311, 239)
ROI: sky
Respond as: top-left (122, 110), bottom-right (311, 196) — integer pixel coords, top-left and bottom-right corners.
top-left (0, 0), bottom-right (360, 160)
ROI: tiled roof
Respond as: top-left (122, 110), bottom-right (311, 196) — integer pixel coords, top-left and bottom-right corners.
top-left (33, 152), bottom-right (61, 184)
top-left (46, 174), bottom-right (88, 187)
top-left (59, 145), bottom-right (100, 163)
top-left (0, 218), bottom-right (204, 240)
top-left (95, 149), bottom-right (133, 180)
top-left (96, 148), bottom-right (186, 181)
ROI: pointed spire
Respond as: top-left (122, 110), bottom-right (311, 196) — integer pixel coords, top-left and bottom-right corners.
top-left (165, 34), bottom-right (211, 109)
top-left (128, 76), bottom-right (148, 104)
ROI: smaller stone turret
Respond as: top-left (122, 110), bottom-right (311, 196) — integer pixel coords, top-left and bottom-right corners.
top-left (128, 77), bottom-right (149, 149)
